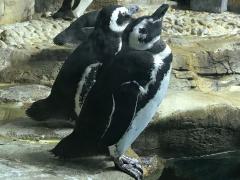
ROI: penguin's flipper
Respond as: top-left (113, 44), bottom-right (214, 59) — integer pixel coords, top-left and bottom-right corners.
top-left (100, 81), bottom-right (140, 146)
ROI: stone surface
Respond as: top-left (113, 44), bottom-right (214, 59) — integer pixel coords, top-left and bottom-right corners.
top-left (0, 117), bottom-right (72, 140)
top-left (159, 150), bottom-right (240, 180)
top-left (0, 0), bottom-right (35, 25)
top-left (170, 35), bottom-right (240, 91)
top-left (133, 90), bottom-right (240, 157)
top-left (1, 88), bottom-right (240, 158)
top-left (0, 3), bottom-right (239, 180)
top-left (228, 0), bottom-right (240, 13)
top-left (0, 125), bottom-right (164, 179)
top-left (0, 84), bottom-right (50, 103)
top-left (0, 137), bottom-right (134, 180)
top-left (190, 0), bottom-right (228, 13)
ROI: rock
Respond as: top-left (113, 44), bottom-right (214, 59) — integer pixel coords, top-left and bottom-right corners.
top-left (197, 28), bottom-right (204, 36)
top-left (0, 137), bottom-right (134, 180)
top-left (0, 48), bottom-right (12, 71)
top-left (159, 150), bottom-right (240, 180)
top-left (0, 0), bottom-right (34, 25)
top-left (191, 28), bottom-right (197, 35)
top-left (193, 46), bottom-right (240, 76)
top-left (0, 120), bottom-right (164, 179)
top-left (133, 90), bottom-right (240, 157)
top-left (141, 155), bottom-right (166, 179)
top-left (0, 46), bottom-right (72, 85)
top-left (174, 26), bottom-right (184, 33)
top-left (228, 0), bottom-right (240, 13)
top-left (197, 19), bottom-right (206, 26)
top-left (190, 0), bottom-right (228, 13)
top-left (0, 40), bottom-right (7, 48)
top-left (168, 35), bottom-right (240, 91)
top-left (0, 117), bottom-right (72, 140)
top-left (0, 85), bottom-right (50, 103)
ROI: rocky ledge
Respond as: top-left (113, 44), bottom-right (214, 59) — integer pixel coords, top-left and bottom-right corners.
top-left (0, 4), bottom-right (240, 179)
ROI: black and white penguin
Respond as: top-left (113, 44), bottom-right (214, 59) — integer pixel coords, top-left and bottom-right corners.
top-left (53, 10), bottom-right (98, 45)
top-left (51, 4), bottom-right (171, 180)
top-left (53, 5), bottom-right (139, 46)
top-left (52, 0), bottom-right (93, 20)
top-left (26, 5), bottom-right (138, 121)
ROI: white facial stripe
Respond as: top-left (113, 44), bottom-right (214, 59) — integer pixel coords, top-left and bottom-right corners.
top-left (129, 19), bottom-right (147, 50)
top-left (129, 18), bottom-right (161, 50)
top-left (109, 7), bottom-right (129, 33)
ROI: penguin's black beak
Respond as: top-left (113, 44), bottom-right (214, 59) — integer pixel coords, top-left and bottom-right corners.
top-left (151, 4), bottom-right (169, 20)
top-left (127, 4), bottom-right (139, 15)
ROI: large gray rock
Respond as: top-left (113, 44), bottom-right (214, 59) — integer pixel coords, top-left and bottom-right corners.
top-left (170, 35), bottom-right (240, 91)
top-left (133, 90), bottom-right (240, 157)
top-left (159, 150), bottom-right (240, 180)
top-left (0, 85), bottom-right (50, 103)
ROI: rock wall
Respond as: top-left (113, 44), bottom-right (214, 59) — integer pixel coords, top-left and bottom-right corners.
top-left (90, 0), bottom-right (166, 9)
top-left (0, 0), bottom-right (35, 25)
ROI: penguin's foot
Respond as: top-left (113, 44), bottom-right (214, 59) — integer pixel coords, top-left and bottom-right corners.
top-left (52, 10), bottom-right (75, 21)
top-left (51, 132), bottom-right (80, 159)
top-left (114, 155), bottom-right (143, 180)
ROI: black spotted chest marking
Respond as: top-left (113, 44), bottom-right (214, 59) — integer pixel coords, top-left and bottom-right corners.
top-left (79, 66), bottom-right (99, 106)
top-left (75, 63), bottom-right (102, 116)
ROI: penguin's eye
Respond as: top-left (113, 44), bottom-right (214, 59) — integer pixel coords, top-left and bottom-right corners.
top-left (121, 12), bottom-right (126, 16)
top-left (139, 28), bottom-right (147, 34)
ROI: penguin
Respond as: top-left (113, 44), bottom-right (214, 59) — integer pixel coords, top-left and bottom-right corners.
top-left (53, 5), bottom-right (139, 46)
top-left (52, 0), bottom-right (93, 20)
top-left (51, 4), bottom-right (171, 180)
top-left (26, 5), bottom-right (139, 122)
top-left (53, 10), bottom-right (98, 45)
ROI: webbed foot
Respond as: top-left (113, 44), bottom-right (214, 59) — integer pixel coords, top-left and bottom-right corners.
top-left (114, 155), bottom-right (143, 180)
top-left (52, 10), bottom-right (75, 20)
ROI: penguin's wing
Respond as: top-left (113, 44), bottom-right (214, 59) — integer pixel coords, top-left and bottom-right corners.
top-left (99, 80), bottom-right (141, 146)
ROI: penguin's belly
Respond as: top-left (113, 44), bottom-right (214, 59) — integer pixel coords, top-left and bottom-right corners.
top-left (115, 67), bottom-right (172, 156)
top-left (74, 62), bottom-right (102, 116)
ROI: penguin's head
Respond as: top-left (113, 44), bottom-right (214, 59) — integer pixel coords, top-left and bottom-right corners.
top-left (95, 5), bottom-right (139, 33)
top-left (123, 4), bottom-right (169, 50)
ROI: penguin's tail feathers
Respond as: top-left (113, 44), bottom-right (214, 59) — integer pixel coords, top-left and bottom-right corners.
top-left (26, 98), bottom-right (55, 121)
